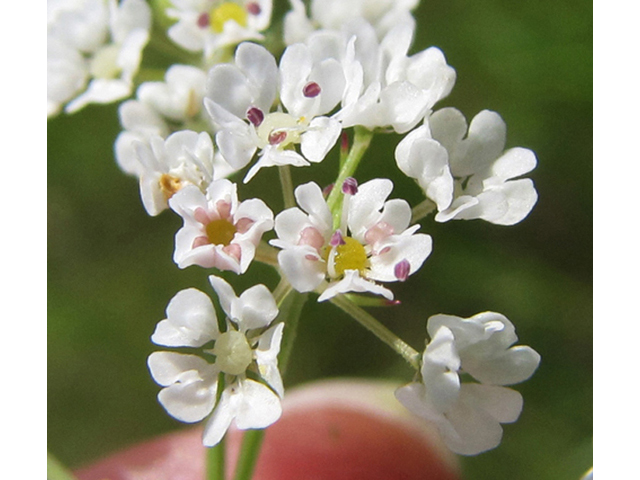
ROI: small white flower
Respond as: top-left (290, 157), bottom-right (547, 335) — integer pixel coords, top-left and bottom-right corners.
top-left (205, 41), bottom-right (345, 182)
top-left (283, 0), bottom-right (418, 45)
top-left (271, 178), bottom-right (432, 302)
top-left (47, 0), bottom-right (151, 115)
top-left (166, 0), bottom-right (273, 60)
top-left (395, 312), bottom-right (541, 455)
top-left (396, 108), bottom-right (538, 225)
top-left (169, 179), bottom-right (274, 273)
top-left (148, 276), bottom-right (284, 447)
top-left (132, 130), bottom-right (215, 216)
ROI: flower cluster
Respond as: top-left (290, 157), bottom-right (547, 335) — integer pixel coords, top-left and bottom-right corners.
top-left (48, 0), bottom-right (542, 460)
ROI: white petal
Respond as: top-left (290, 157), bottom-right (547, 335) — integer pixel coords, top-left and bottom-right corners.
top-left (461, 384), bottom-right (523, 424)
top-left (151, 288), bottom-right (219, 347)
top-left (234, 379), bottom-right (282, 430)
top-left (157, 378), bottom-right (217, 423)
top-left (347, 178), bottom-right (393, 236)
top-left (216, 126), bottom-right (257, 170)
top-left (294, 182), bottom-right (333, 233)
top-left (440, 393), bottom-right (504, 455)
top-left (277, 246), bottom-right (325, 293)
top-left (479, 179), bottom-right (538, 226)
top-left (273, 207), bottom-right (313, 245)
top-left (465, 345), bottom-right (541, 386)
top-left (202, 387), bottom-right (238, 447)
top-left (300, 116), bottom-right (342, 163)
top-left (208, 275), bottom-right (238, 319)
top-left (234, 284), bottom-right (278, 331)
top-left (367, 232), bottom-right (432, 282)
top-left (490, 147), bottom-right (537, 182)
top-left (255, 323), bottom-right (285, 397)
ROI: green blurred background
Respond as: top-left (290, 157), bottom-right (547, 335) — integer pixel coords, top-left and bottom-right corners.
top-left (48, 0), bottom-right (592, 478)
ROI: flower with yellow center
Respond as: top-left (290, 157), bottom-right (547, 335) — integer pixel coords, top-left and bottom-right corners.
top-left (270, 179), bottom-right (433, 302)
top-left (166, 0), bottom-right (273, 60)
top-left (169, 179), bottom-right (274, 273)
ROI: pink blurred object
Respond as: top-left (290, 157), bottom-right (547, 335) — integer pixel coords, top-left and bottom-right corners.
top-left (75, 379), bottom-right (460, 480)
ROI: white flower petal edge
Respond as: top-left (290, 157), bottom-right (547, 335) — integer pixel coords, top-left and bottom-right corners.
top-left (148, 278), bottom-right (284, 447)
top-left (395, 312), bottom-right (540, 455)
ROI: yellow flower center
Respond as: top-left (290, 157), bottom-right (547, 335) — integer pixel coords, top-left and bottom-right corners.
top-left (332, 237), bottom-right (368, 277)
top-left (210, 2), bottom-right (247, 33)
top-left (159, 174), bottom-right (183, 200)
top-left (206, 219), bottom-right (237, 246)
top-left (213, 330), bottom-right (252, 375)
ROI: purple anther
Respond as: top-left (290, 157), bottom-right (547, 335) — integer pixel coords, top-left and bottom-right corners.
top-left (246, 2), bottom-right (261, 15)
top-left (342, 177), bottom-right (358, 195)
top-left (246, 106), bottom-right (264, 126)
top-left (330, 230), bottom-right (346, 247)
top-left (197, 12), bottom-right (210, 28)
top-left (385, 299), bottom-right (402, 306)
top-left (302, 81), bottom-right (321, 98)
top-left (394, 259), bottom-right (411, 282)
top-left (268, 130), bottom-right (287, 145)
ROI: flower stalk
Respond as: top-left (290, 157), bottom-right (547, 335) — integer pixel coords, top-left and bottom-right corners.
top-left (329, 295), bottom-right (421, 370)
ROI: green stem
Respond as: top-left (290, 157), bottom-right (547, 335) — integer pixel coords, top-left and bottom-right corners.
top-left (273, 278), bottom-right (293, 306)
top-left (411, 198), bottom-right (437, 223)
top-left (207, 372), bottom-right (227, 480)
top-left (207, 437), bottom-right (226, 480)
top-left (47, 452), bottom-right (78, 480)
top-left (232, 430), bottom-right (265, 480)
top-left (329, 295), bottom-right (421, 370)
top-left (278, 165), bottom-right (296, 209)
top-left (276, 290), bottom-right (308, 376)
top-left (326, 127), bottom-right (374, 227)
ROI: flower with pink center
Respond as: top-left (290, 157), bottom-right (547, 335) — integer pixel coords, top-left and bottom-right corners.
top-left (270, 178), bottom-right (432, 301)
top-left (169, 179), bottom-right (274, 273)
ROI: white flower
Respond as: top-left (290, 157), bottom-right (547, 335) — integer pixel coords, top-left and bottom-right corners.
top-left (134, 130), bottom-right (215, 216)
top-left (326, 19), bottom-right (456, 134)
top-left (169, 179), bottom-right (274, 273)
top-left (283, 0), bottom-right (418, 45)
top-left (205, 41), bottom-right (345, 182)
top-left (395, 312), bottom-right (541, 455)
top-left (396, 108), bottom-right (538, 225)
top-left (166, 0), bottom-right (273, 59)
top-left (47, 0), bottom-right (151, 116)
top-left (148, 276), bottom-right (284, 447)
top-left (271, 178), bottom-right (432, 302)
